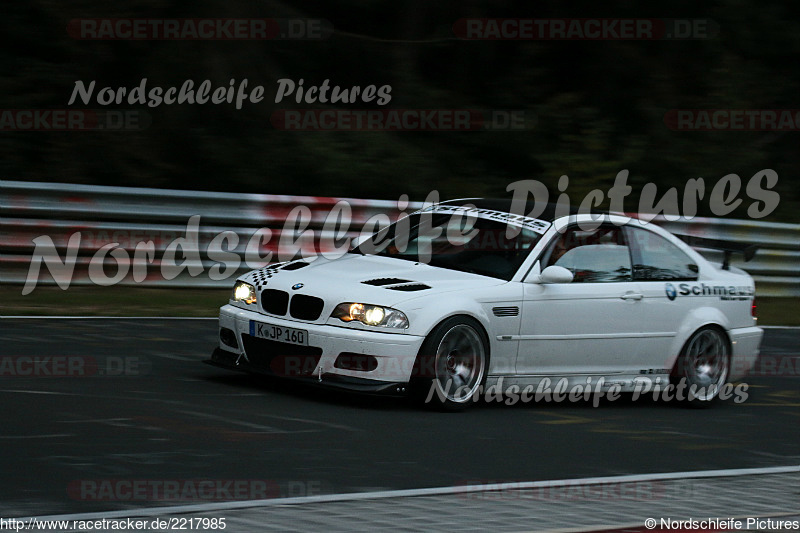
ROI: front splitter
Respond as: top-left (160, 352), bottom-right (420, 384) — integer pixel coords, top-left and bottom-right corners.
top-left (204, 347), bottom-right (409, 396)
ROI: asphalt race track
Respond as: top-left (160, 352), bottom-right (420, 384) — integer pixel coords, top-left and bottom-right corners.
top-left (1, 318), bottom-right (798, 517)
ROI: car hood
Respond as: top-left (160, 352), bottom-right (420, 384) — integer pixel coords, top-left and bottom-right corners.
top-left (239, 254), bottom-right (507, 310)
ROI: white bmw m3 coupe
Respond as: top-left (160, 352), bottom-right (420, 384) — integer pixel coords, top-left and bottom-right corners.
top-left (207, 199), bottom-right (762, 410)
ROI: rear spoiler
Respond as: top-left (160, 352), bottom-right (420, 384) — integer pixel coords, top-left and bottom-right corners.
top-left (675, 235), bottom-right (758, 271)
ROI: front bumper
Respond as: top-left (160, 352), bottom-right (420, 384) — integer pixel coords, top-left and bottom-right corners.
top-left (207, 304), bottom-right (426, 393)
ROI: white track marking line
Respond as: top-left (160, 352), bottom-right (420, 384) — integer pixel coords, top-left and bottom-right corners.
top-left (147, 353), bottom-right (197, 362)
top-left (254, 412), bottom-right (358, 432)
top-left (0, 389), bottom-right (79, 395)
top-left (175, 409), bottom-right (294, 435)
top-left (0, 316), bottom-right (217, 320)
top-left (0, 434), bottom-right (75, 440)
top-left (16, 464), bottom-right (800, 522)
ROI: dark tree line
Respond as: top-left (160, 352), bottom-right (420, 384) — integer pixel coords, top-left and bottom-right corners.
top-left (1, 0), bottom-right (798, 221)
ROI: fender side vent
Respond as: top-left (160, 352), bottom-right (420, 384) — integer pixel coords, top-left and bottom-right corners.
top-left (281, 261), bottom-right (310, 271)
top-left (362, 278), bottom-right (412, 286)
top-left (385, 284), bottom-right (431, 292)
top-left (493, 306), bottom-right (519, 317)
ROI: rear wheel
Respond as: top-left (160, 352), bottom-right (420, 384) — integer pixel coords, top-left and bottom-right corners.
top-left (672, 326), bottom-right (730, 407)
top-left (413, 317), bottom-right (488, 411)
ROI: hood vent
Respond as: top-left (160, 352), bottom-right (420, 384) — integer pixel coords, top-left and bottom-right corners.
top-left (386, 283), bottom-right (432, 292)
top-left (362, 277), bottom-right (412, 286)
top-left (281, 261), bottom-right (310, 271)
top-left (493, 306), bottom-right (519, 317)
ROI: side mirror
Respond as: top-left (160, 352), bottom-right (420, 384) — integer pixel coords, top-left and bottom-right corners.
top-left (529, 265), bottom-right (574, 284)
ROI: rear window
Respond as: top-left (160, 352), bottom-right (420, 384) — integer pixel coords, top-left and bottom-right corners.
top-left (625, 227), bottom-right (699, 281)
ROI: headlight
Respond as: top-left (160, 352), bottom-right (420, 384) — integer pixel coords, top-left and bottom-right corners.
top-left (332, 303), bottom-right (408, 329)
top-left (232, 281), bottom-right (257, 305)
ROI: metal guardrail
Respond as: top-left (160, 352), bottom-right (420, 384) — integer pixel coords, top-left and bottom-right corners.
top-left (655, 217), bottom-right (800, 296)
top-left (0, 180), bottom-right (414, 290)
top-left (1, 180), bottom-right (798, 296)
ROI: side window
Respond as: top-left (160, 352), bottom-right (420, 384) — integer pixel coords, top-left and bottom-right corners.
top-left (543, 225), bottom-right (632, 283)
top-left (625, 227), bottom-right (699, 281)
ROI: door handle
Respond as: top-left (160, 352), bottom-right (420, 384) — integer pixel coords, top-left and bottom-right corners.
top-left (620, 292), bottom-right (643, 301)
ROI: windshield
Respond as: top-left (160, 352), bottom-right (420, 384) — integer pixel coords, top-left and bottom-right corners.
top-left (350, 210), bottom-right (547, 280)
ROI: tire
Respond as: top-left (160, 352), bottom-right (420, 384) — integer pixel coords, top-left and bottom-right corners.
top-left (412, 316), bottom-right (489, 411)
top-left (671, 326), bottom-right (730, 408)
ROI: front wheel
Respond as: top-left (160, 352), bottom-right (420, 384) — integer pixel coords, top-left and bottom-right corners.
top-left (412, 317), bottom-right (488, 411)
top-left (672, 326), bottom-right (730, 407)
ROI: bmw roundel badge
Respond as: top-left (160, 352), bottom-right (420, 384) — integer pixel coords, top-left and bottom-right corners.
top-left (665, 283), bottom-right (677, 301)
top-left (292, 283), bottom-right (304, 290)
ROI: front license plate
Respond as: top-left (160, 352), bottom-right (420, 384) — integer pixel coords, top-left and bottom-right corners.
top-left (249, 321), bottom-right (308, 346)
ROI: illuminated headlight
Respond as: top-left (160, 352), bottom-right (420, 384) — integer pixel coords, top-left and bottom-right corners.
top-left (232, 281), bottom-right (257, 305)
top-left (332, 303), bottom-right (409, 329)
